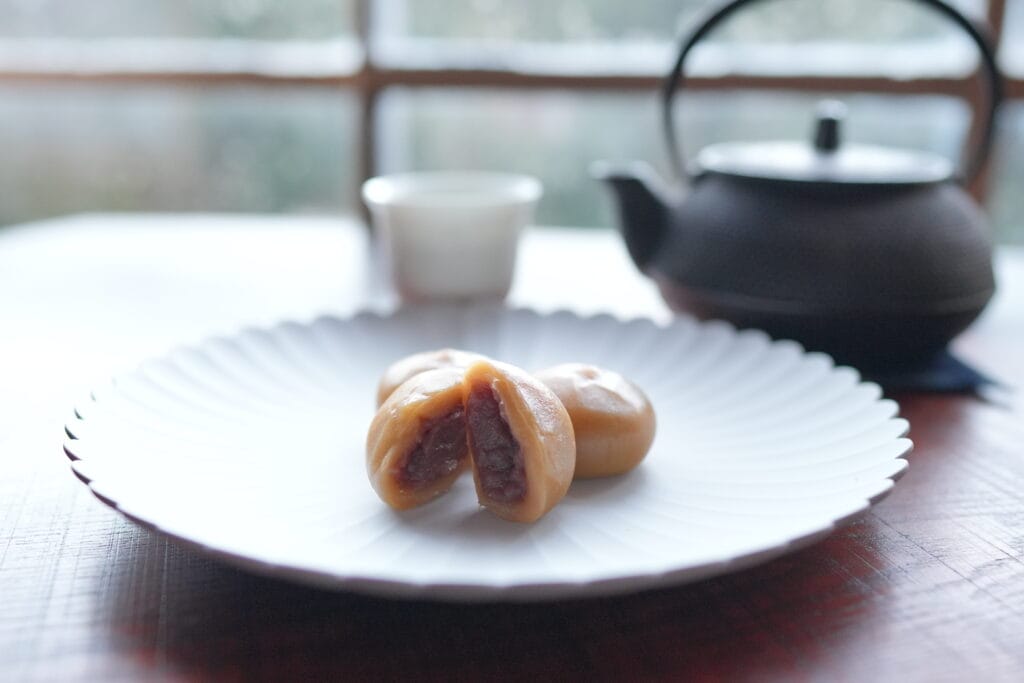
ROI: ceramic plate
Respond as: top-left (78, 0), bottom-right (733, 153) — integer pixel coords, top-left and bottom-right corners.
top-left (64, 306), bottom-right (910, 601)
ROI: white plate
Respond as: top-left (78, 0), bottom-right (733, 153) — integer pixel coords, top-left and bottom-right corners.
top-left (64, 306), bottom-right (911, 601)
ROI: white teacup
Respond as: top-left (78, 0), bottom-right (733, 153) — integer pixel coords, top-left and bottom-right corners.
top-left (362, 171), bottom-right (542, 302)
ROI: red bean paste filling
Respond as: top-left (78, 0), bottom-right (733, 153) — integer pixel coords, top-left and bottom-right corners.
top-left (400, 407), bottom-right (468, 489)
top-left (467, 385), bottom-right (527, 504)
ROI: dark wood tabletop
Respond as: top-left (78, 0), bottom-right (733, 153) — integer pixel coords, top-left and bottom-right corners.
top-left (2, 215), bottom-right (1022, 682)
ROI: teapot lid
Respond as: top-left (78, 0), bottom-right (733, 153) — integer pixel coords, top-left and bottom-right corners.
top-left (695, 101), bottom-right (954, 186)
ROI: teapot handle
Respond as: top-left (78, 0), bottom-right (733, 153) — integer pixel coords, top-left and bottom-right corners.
top-left (661, 0), bottom-right (1004, 185)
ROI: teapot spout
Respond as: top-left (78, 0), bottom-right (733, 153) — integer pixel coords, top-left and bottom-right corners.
top-left (591, 161), bottom-right (675, 273)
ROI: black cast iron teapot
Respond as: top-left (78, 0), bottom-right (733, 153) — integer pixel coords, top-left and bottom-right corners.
top-left (595, 0), bottom-right (1002, 369)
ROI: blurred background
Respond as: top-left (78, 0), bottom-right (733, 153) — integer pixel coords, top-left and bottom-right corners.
top-left (0, 0), bottom-right (1021, 241)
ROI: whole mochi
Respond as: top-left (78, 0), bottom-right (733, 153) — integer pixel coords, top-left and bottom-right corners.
top-left (535, 363), bottom-right (655, 479)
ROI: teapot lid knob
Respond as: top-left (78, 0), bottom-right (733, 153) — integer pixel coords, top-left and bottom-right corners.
top-left (813, 100), bottom-right (846, 153)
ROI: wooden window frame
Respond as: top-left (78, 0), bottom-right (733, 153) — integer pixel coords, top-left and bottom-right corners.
top-left (0, 0), bottom-right (1015, 203)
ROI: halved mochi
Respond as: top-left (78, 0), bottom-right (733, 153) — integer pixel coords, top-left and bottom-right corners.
top-left (366, 367), bottom-right (469, 510)
top-left (535, 363), bottom-right (655, 479)
top-left (463, 360), bottom-right (575, 523)
top-left (376, 348), bottom-right (486, 407)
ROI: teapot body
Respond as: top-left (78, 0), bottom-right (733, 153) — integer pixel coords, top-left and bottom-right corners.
top-left (648, 173), bottom-right (994, 366)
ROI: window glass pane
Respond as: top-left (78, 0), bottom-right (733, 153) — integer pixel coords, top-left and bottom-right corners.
top-left (374, 0), bottom-right (986, 76)
top-left (0, 85), bottom-right (356, 227)
top-left (986, 102), bottom-right (1024, 244)
top-left (999, 0), bottom-right (1024, 75)
top-left (378, 88), bottom-right (970, 230)
top-left (0, 0), bottom-right (355, 40)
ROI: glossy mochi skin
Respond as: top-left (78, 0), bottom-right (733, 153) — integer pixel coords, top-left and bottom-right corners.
top-left (463, 360), bottom-right (576, 523)
top-left (376, 348), bottom-right (486, 407)
top-left (536, 363), bottom-right (656, 479)
top-left (366, 367), bottom-right (470, 510)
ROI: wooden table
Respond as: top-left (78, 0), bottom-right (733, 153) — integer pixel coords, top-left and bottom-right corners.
top-left (1, 214), bottom-right (1022, 682)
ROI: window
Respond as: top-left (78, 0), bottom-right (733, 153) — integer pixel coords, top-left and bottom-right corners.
top-left (0, 0), bottom-right (1020, 242)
